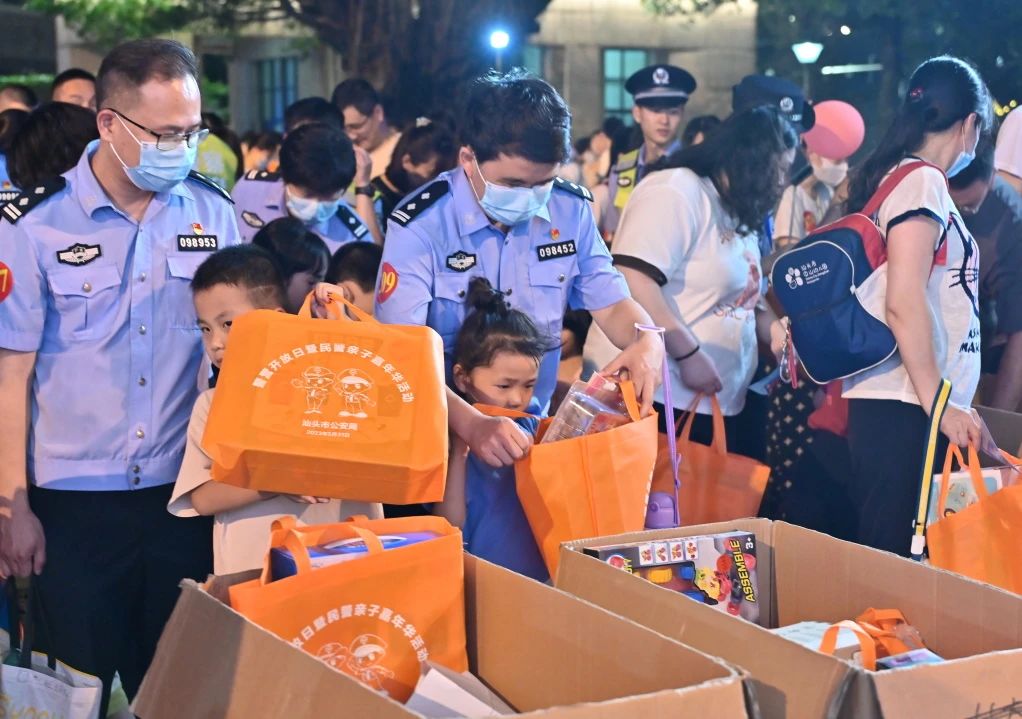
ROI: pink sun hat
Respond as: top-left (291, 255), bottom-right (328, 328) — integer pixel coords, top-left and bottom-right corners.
top-left (802, 100), bottom-right (865, 161)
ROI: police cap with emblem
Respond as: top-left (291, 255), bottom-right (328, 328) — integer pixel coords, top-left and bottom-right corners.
top-left (625, 65), bottom-right (697, 109)
top-left (732, 74), bottom-right (816, 133)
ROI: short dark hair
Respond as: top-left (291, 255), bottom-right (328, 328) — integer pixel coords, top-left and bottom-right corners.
top-left (0, 108), bottom-right (29, 154)
top-left (326, 242), bottom-right (382, 292)
top-left (279, 123), bottom-right (356, 197)
top-left (331, 78), bottom-right (380, 117)
top-left (949, 137), bottom-right (996, 189)
top-left (461, 69), bottom-right (571, 164)
top-left (384, 121), bottom-right (457, 192)
top-left (251, 217), bottom-right (331, 283)
top-left (659, 105), bottom-right (799, 231)
top-left (0, 84), bottom-right (37, 109)
top-left (8, 103), bottom-right (98, 189)
top-left (285, 97), bottom-right (344, 133)
top-left (459, 69), bottom-right (572, 165)
top-left (96, 39), bottom-right (199, 110)
top-left (191, 245), bottom-right (287, 309)
top-left (52, 68), bottom-right (96, 93)
top-left (453, 277), bottom-right (554, 375)
top-left (682, 114), bottom-right (721, 146)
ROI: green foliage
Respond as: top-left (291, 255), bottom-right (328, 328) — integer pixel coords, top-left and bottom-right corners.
top-left (25, 0), bottom-right (197, 48)
top-left (640, 0), bottom-right (734, 15)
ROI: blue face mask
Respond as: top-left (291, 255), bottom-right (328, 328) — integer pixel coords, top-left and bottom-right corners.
top-left (947, 125), bottom-right (979, 179)
top-left (286, 188), bottom-right (340, 226)
top-left (111, 115), bottom-right (197, 193)
top-left (946, 149), bottom-right (976, 179)
top-left (472, 158), bottom-right (553, 226)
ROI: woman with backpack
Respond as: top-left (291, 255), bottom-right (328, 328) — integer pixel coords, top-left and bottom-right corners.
top-left (842, 56), bottom-right (992, 555)
top-left (600, 105), bottom-right (797, 474)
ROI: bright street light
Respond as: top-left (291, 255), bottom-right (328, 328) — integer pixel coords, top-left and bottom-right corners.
top-left (489, 30), bottom-right (510, 50)
top-left (791, 41), bottom-right (824, 65)
top-left (840, 25), bottom-right (852, 36)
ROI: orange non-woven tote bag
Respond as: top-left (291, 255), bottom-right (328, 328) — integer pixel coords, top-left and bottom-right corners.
top-left (651, 394), bottom-right (771, 525)
top-left (228, 515), bottom-right (468, 702)
top-left (927, 444), bottom-right (1022, 593)
top-left (490, 380), bottom-right (656, 577)
top-left (202, 294), bottom-right (448, 503)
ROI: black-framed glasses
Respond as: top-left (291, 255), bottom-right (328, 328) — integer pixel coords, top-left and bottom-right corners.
top-left (109, 108), bottom-right (209, 151)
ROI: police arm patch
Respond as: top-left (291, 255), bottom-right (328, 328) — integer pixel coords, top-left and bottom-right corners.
top-left (389, 180), bottom-right (450, 227)
top-left (0, 261), bottom-right (13, 303)
top-left (1, 177), bottom-right (67, 224)
top-left (552, 177), bottom-right (593, 202)
top-left (377, 262), bottom-right (399, 303)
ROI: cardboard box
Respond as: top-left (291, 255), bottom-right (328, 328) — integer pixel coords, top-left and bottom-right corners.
top-left (975, 404), bottom-right (1022, 459)
top-left (134, 554), bottom-right (751, 718)
top-left (556, 519), bottom-right (1022, 719)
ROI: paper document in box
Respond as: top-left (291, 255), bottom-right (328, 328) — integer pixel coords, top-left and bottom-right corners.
top-left (404, 662), bottom-right (515, 718)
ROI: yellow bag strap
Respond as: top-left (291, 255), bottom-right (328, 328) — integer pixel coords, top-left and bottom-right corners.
top-left (912, 378), bottom-right (952, 560)
top-left (819, 620), bottom-right (878, 671)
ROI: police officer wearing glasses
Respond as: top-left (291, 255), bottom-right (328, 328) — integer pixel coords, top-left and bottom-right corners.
top-left (0, 39), bottom-right (240, 715)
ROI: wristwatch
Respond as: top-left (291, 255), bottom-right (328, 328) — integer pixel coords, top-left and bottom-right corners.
top-left (354, 185), bottom-right (374, 197)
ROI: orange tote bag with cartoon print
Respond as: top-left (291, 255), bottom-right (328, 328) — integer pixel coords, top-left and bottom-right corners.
top-left (229, 515), bottom-right (467, 702)
top-left (202, 295), bottom-right (448, 503)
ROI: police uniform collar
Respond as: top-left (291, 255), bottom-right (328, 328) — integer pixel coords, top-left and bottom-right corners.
top-left (74, 140), bottom-right (193, 217)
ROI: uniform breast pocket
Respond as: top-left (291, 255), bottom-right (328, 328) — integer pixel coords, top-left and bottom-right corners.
top-left (431, 272), bottom-right (472, 347)
top-left (528, 260), bottom-right (576, 341)
top-left (47, 264), bottom-right (123, 342)
top-left (166, 254), bottom-right (208, 330)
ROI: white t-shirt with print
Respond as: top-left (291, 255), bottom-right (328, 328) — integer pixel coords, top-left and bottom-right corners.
top-left (843, 160), bottom-right (981, 407)
top-left (610, 167), bottom-right (763, 416)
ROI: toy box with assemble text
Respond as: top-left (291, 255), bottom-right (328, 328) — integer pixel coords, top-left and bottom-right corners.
top-left (582, 530), bottom-right (759, 623)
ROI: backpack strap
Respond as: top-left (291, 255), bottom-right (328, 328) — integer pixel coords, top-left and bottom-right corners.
top-left (862, 160), bottom-right (944, 219)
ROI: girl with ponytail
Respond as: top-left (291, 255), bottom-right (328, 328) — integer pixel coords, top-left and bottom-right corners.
top-left (843, 56), bottom-right (993, 555)
top-left (434, 277), bottom-right (554, 580)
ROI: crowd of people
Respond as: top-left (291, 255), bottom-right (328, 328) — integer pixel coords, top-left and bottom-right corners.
top-left (0, 35), bottom-right (1021, 716)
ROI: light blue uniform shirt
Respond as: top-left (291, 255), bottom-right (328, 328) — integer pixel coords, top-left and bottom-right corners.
top-left (0, 154), bottom-right (18, 204)
top-left (375, 168), bottom-right (629, 412)
top-left (0, 141), bottom-right (241, 491)
top-left (232, 170), bottom-right (369, 252)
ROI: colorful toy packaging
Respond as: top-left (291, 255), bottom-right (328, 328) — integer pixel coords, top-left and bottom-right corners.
top-left (270, 531), bottom-right (441, 581)
top-left (582, 530), bottom-right (759, 623)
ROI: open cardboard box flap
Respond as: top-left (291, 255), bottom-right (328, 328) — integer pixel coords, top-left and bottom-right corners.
top-left (135, 554), bottom-right (750, 718)
top-left (556, 519), bottom-right (1022, 719)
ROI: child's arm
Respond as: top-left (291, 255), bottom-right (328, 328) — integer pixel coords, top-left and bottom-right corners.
top-left (311, 283), bottom-right (358, 320)
top-left (190, 482), bottom-right (276, 516)
top-left (434, 436), bottom-right (470, 527)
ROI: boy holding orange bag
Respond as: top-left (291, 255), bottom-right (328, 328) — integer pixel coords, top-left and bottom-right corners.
top-left (434, 278), bottom-right (551, 581)
top-left (168, 245), bottom-right (382, 574)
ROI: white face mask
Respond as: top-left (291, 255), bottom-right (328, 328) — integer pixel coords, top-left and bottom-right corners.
top-left (947, 120), bottom-right (980, 179)
top-left (812, 158), bottom-right (848, 187)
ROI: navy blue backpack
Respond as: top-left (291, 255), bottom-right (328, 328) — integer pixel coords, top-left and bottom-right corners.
top-left (771, 160), bottom-right (942, 384)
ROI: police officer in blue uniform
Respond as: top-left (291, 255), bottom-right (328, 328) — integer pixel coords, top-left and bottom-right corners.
top-left (601, 64), bottom-right (696, 240)
top-left (232, 122), bottom-right (379, 250)
top-left (377, 70), bottom-right (662, 466)
top-left (0, 40), bottom-right (240, 714)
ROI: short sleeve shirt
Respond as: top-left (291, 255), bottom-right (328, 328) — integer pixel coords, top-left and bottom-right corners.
top-left (844, 160), bottom-right (981, 407)
top-left (611, 168), bottom-right (762, 416)
top-left (0, 141), bottom-right (242, 490)
top-left (374, 168), bottom-right (629, 413)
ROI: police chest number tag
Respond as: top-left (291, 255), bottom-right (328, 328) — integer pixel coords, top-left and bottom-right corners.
top-left (536, 240), bottom-right (576, 262)
top-left (177, 234), bottom-right (219, 252)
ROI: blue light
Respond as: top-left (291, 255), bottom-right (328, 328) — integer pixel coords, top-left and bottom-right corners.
top-left (490, 30), bottom-right (510, 50)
